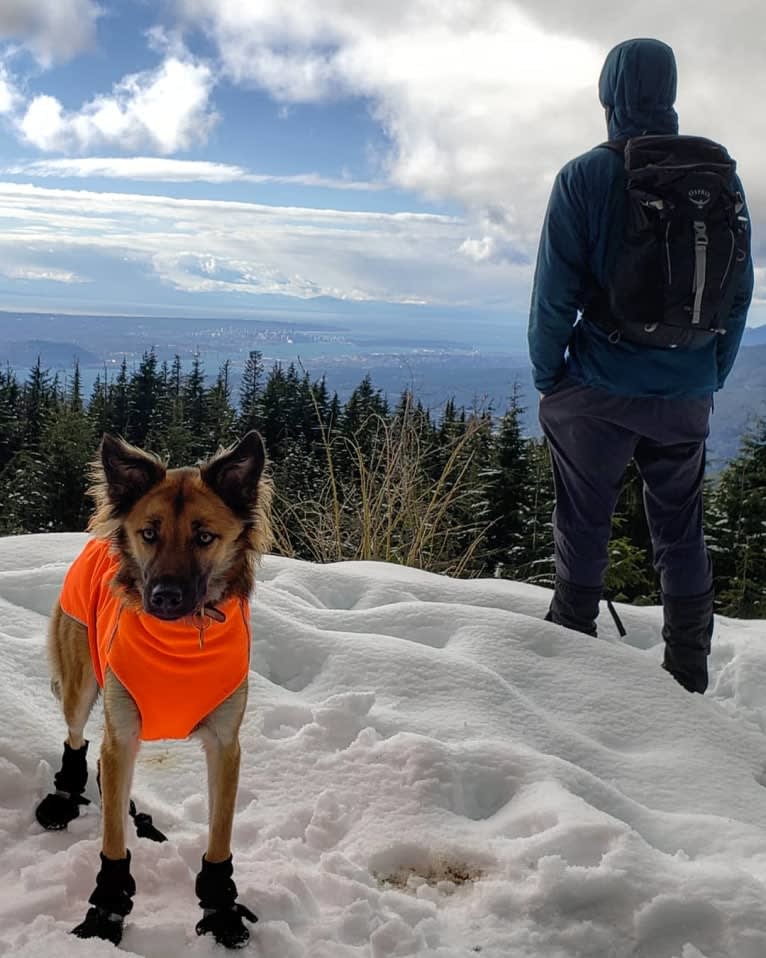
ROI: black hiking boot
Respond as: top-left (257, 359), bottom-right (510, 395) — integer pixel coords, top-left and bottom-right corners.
top-left (545, 576), bottom-right (601, 637)
top-left (662, 587), bottom-right (715, 694)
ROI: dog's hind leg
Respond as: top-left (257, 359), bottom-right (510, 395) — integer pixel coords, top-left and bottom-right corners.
top-left (72, 670), bottom-right (140, 946)
top-left (194, 681), bottom-right (257, 949)
top-left (36, 604), bottom-right (100, 831)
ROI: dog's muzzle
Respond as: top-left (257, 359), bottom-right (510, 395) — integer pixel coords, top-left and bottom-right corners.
top-left (145, 577), bottom-right (205, 620)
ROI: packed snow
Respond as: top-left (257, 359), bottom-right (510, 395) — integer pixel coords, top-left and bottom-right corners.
top-left (1, 533), bottom-right (766, 958)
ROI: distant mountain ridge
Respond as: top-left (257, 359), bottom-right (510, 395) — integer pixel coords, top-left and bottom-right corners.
top-left (1, 340), bottom-right (100, 368)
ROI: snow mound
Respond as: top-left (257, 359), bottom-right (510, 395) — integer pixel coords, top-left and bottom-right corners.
top-left (1, 533), bottom-right (765, 958)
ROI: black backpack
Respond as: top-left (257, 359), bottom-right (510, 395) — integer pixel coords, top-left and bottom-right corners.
top-left (589, 135), bottom-right (750, 348)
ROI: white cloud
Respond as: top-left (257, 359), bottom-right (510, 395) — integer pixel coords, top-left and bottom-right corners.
top-left (18, 56), bottom-right (217, 154)
top-left (4, 157), bottom-right (383, 191)
top-left (0, 0), bottom-right (99, 65)
top-left (176, 0), bottom-right (766, 261)
top-left (177, 0), bottom-right (603, 250)
top-left (1, 265), bottom-right (87, 284)
top-left (0, 181), bottom-right (529, 308)
top-left (458, 207), bottom-right (530, 266)
top-left (151, 251), bottom-right (330, 298)
top-left (7, 157), bottom-right (250, 182)
top-left (18, 95), bottom-right (63, 150)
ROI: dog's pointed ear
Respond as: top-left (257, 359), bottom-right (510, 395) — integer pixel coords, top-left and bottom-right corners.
top-left (201, 431), bottom-right (266, 515)
top-left (98, 434), bottom-right (166, 514)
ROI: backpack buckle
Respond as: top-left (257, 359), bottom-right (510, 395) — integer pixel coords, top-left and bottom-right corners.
top-left (693, 221), bottom-right (709, 246)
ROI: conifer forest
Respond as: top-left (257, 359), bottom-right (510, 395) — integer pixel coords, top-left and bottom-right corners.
top-left (0, 350), bottom-right (764, 617)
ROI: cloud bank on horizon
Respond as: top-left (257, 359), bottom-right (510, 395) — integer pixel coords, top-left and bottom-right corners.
top-left (0, 1), bottom-right (763, 319)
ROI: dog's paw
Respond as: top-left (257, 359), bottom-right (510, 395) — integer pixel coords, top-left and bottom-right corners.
top-left (35, 791), bottom-right (90, 830)
top-left (195, 904), bottom-right (258, 949)
top-left (71, 906), bottom-right (125, 945)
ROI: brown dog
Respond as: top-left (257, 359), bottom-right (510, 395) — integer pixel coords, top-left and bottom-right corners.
top-left (36, 431), bottom-right (272, 948)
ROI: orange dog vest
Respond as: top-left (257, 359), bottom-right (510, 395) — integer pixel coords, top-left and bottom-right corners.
top-left (59, 538), bottom-right (251, 741)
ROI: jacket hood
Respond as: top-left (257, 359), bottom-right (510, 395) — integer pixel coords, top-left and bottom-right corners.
top-left (599, 38), bottom-right (678, 140)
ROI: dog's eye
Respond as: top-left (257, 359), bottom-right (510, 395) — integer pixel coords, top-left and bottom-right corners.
top-left (196, 531), bottom-right (216, 547)
top-left (140, 528), bottom-right (157, 544)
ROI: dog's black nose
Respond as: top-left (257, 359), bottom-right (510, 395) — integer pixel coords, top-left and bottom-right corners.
top-left (148, 581), bottom-right (185, 616)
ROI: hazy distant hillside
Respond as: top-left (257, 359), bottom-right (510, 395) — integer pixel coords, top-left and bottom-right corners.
top-left (743, 323), bottom-right (766, 347)
top-left (1, 340), bottom-right (100, 368)
top-left (0, 309), bottom-right (763, 466)
top-left (706, 341), bottom-right (766, 465)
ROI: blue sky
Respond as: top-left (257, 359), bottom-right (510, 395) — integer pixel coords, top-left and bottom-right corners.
top-left (0, 1), bottom-right (763, 328)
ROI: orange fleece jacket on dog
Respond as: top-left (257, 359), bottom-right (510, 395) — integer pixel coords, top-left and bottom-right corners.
top-left (59, 538), bottom-right (251, 741)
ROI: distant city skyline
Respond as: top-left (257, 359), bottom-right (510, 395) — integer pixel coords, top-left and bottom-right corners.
top-left (0, 2), bottom-right (763, 327)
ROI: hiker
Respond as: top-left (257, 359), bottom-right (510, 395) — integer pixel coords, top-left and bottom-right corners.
top-left (528, 38), bottom-right (753, 693)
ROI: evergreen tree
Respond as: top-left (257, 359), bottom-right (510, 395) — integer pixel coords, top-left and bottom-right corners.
top-left (711, 419), bottom-right (766, 616)
top-left (237, 350), bottom-right (264, 435)
top-left (342, 374), bottom-right (388, 437)
top-left (485, 384), bottom-right (535, 575)
top-left (128, 349), bottom-right (163, 446)
top-left (0, 448), bottom-right (50, 534)
top-left (153, 355), bottom-right (194, 465)
top-left (143, 359), bottom-right (172, 457)
top-left (0, 365), bottom-right (21, 475)
top-left (40, 398), bottom-right (93, 532)
top-left (311, 376), bottom-right (331, 435)
top-left (518, 438), bottom-right (556, 585)
top-left (0, 364), bottom-right (92, 533)
top-left (339, 374), bottom-right (389, 477)
top-left (68, 359), bottom-right (84, 414)
top-left (205, 361), bottom-right (237, 451)
top-left (604, 524), bottom-right (658, 602)
top-left (89, 371), bottom-right (112, 440)
top-left (327, 391), bottom-right (342, 434)
top-left (259, 364), bottom-right (290, 460)
top-left (609, 461), bottom-right (656, 601)
top-left (109, 358), bottom-right (131, 437)
top-left (183, 352), bottom-right (207, 460)
top-left (296, 371), bottom-right (320, 447)
top-left (445, 410), bottom-right (494, 574)
top-left (21, 357), bottom-right (56, 449)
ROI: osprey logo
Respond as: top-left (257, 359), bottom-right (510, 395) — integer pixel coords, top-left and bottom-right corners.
top-left (688, 188), bottom-right (712, 209)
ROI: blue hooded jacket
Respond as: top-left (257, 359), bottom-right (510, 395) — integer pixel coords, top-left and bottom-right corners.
top-left (528, 38), bottom-right (754, 397)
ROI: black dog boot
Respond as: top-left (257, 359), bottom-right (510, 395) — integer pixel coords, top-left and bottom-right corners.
top-left (545, 576), bottom-right (602, 637)
top-left (195, 855), bottom-right (257, 949)
top-left (72, 851), bottom-right (136, 946)
top-left (662, 587), bottom-right (715, 694)
top-left (36, 741), bottom-right (91, 830)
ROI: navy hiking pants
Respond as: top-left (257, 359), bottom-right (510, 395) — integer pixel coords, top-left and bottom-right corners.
top-left (539, 378), bottom-right (713, 598)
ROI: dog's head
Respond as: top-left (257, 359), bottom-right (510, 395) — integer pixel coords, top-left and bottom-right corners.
top-left (88, 432), bottom-right (273, 619)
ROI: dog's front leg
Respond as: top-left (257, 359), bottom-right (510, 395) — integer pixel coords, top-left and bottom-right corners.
top-left (195, 683), bottom-right (257, 949)
top-left (72, 671), bottom-right (140, 946)
top-left (36, 606), bottom-right (99, 831)
top-left (206, 734), bottom-right (240, 864)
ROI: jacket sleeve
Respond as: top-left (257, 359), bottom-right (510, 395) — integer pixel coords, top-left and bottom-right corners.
top-left (716, 181), bottom-right (753, 388)
top-left (528, 163), bottom-right (590, 394)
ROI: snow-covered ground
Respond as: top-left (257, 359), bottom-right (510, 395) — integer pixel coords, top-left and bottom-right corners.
top-left (1, 533), bottom-right (766, 958)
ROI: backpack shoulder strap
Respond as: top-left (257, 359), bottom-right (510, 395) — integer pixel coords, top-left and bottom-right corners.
top-left (597, 139), bottom-right (628, 154)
